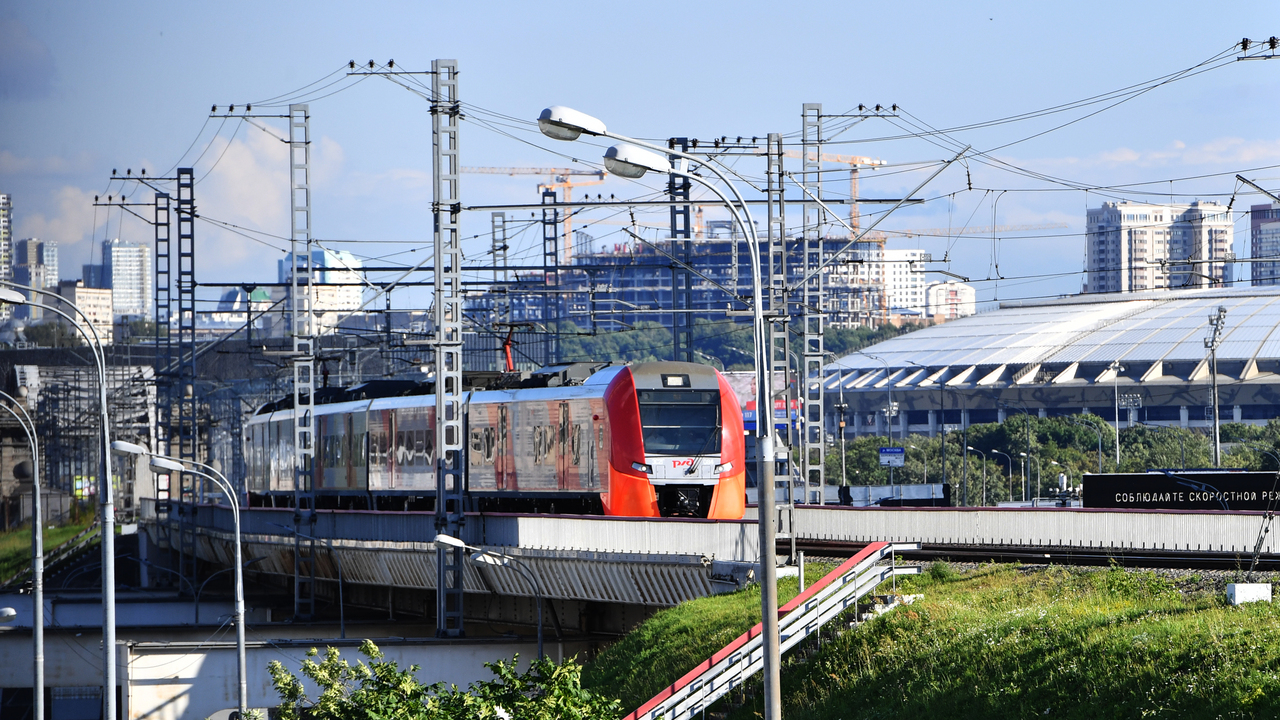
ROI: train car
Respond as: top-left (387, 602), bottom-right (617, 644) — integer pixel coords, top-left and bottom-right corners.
top-left (244, 361), bottom-right (746, 519)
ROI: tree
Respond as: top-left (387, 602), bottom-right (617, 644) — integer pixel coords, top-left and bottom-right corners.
top-left (21, 320), bottom-right (85, 348)
top-left (268, 640), bottom-right (622, 720)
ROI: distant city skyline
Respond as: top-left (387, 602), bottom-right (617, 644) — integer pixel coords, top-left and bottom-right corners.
top-left (2, 2), bottom-right (1277, 316)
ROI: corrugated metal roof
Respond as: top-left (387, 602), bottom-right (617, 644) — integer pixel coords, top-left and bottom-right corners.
top-left (830, 287), bottom-right (1280, 373)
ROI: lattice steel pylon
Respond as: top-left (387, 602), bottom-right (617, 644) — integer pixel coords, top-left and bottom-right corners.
top-left (288, 104), bottom-right (318, 619)
top-left (670, 138), bottom-right (693, 363)
top-left (175, 169), bottom-right (199, 585)
top-left (153, 191), bottom-right (173, 516)
top-left (766, 134), bottom-right (794, 542)
top-left (432, 59), bottom-right (467, 638)
top-left (541, 188), bottom-right (560, 364)
top-left (801, 104), bottom-right (826, 505)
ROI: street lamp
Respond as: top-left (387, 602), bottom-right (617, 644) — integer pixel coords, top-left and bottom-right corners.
top-left (966, 446), bottom-right (987, 506)
top-left (0, 388), bottom-right (42, 720)
top-left (991, 449), bottom-right (1013, 503)
top-left (1066, 417), bottom-right (1104, 473)
top-left (539, 106), bottom-right (782, 717)
top-left (908, 445), bottom-right (927, 485)
top-left (111, 440), bottom-right (248, 720)
top-left (822, 352), bottom-right (850, 491)
top-left (0, 284), bottom-right (114, 720)
top-left (435, 533), bottom-right (546, 660)
top-left (1020, 452), bottom-right (1041, 502)
top-left (1108, 360), bottom-right (1125, 466)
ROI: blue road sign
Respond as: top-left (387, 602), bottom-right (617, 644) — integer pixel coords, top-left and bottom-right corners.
top-left (879, 447), bottom-right (905, 467)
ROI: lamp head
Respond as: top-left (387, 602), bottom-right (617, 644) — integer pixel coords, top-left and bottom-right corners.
top-left (1019, 452), bottom-right (1028, 457)
top-left (604, 143), bottom-right (670, 179)
top-left (0, 289), bottom-right (26, 305)
top-left (111, 440), bottom-right (148, 456)
top-left (470, 551), bottom-right (509, 567)
top-left (434, 533), bottom-right (467, 549)
top-left (0, 607), bottom-right (15, 622)
top-left (538, 106), bottom-right (606, 141)
top-left (149, 456), bottom-right (186, 473)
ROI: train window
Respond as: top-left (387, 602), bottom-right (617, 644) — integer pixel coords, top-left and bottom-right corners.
top-left (483, 427), bottom-right (496, 464)
top-left (469, 428), bottom-right (484, 466)
top-left (639, 393), bottom-right (721, 456)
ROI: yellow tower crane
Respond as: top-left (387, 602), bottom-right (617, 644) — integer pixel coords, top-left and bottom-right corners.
top-left (462, 167), bottom-right (607, 264)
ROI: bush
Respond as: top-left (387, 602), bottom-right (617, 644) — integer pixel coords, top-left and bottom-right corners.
top-left (268, 640), bottom-right (621, 720)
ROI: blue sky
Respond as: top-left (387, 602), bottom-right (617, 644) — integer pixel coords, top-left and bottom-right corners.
top-left (2, 1), bottom-right (1277, 313)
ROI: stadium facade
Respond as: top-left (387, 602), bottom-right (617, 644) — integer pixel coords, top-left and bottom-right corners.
top-left (824, 286), bottom-right (1280, 438)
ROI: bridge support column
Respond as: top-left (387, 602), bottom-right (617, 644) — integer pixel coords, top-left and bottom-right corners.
top-left (1180, 405), bottom-right (1189, 428)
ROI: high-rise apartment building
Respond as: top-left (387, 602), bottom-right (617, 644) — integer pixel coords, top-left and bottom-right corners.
top-left (881, 248), bottom-right (928, 312)
top-left (12, 239), bottom-right (58, 320)
top-left (0, 195), bottom-right (11, 321)
top-left (1084, 200), bottom-right (1233, 294)
top-left (925, 281), bottom-right (977, 320)
top-left (1251, 203), bottom-right (1280, 286)
top-left (55, 280), bottom-right (114, 345)
top-left (84, 239), bottom-right (152, 320)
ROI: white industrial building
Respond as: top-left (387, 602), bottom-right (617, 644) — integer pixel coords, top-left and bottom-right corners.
top-left (825, 286), bottom-right (1280, 438)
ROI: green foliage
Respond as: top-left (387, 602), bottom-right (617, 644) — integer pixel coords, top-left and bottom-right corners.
top-left (21, 320), bottom-right (85, 348)
top-left (826, 414), bottom-right (1280, 505)
top-left (0, 519), bottom-right (92, 582)
top-left (267, 640), bottom-right (621, 720)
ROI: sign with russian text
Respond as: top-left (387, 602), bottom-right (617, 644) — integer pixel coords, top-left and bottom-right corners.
top-left (879, 447), bottom-right (905, 467)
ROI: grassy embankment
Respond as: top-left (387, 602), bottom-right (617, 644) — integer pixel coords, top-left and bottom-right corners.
top-left (584, 562), bottom-right (1280, 719)
top-left (0, 519), bottom-right (93, 583)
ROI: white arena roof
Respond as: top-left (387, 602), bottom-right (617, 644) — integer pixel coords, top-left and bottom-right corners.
top-left (828, 286), bottom-right (1280, 382)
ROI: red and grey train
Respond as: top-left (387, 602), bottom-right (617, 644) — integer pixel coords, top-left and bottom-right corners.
top-left (244, 361), bottom-right (747, 519)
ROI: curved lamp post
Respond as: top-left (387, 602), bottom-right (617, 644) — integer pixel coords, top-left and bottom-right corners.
top-left (436, 533), bottom-right (546, 660)
top-left (111, 441), bottom-right (247, 720)
top-left (991, 449), bottom-right (1013, 503)
top-left (538, 105), bottom-right (783, 717)
top-left (1066, 417), bottom-right (1104, 473)
top-left (0, 284), bottom-right (113, 720)
top-left (0, 388), bottom-right (42, 720)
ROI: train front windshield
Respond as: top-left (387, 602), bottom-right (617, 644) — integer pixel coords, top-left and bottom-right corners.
top-left (638, 390), bottom-right (721, 456)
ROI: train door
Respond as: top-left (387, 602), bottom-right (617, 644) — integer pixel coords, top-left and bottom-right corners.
top-left (496, 404), bottom-right (509, 489)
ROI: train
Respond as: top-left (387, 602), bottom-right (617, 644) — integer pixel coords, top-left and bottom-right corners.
top-left (244, 361), bottom-right (747, 519)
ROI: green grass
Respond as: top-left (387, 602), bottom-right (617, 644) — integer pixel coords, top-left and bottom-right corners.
top-left (584, 562), bottom-right (1280, 718)
top-left (581, 563), bottom-right (833, 710)
top-left (0, 519), bottom-right (93, 583)
top-left (729, 564), bottom-right (1280, 719)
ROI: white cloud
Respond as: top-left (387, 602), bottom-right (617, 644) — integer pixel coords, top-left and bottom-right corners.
top-left (1017, 137), bottom-right (1280, 172)
top-left (15, 185), bottom-right (103, 252)
top-left (193, 130), bottom-right (291, 279)
top-left (0, 149), bottom-right (95, 176)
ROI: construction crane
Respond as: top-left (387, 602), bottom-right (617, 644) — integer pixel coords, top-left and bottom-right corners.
top-left (770, 150), bottom-right (886, 234)
top-left (462, 167), bottom-right (607, 265)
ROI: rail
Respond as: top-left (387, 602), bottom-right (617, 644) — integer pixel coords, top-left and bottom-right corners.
top-left (626, 540), bottom-right (920, 720)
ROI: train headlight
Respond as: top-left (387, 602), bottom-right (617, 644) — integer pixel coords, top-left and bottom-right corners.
top-left (714, 461), bottom-right (733, 474)
top-left (632, 461), bottom-right (653, 474)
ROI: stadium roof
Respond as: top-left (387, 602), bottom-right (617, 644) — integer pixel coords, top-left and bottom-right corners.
top-left (826, 287), bottom-right (1280, 389)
